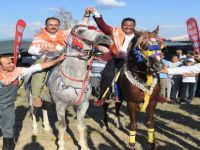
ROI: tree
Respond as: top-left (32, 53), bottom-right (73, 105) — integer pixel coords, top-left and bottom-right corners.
top-left (55, 8), bottom-right (78, 30)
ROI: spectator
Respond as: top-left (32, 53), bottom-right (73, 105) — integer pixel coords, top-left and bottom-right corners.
top-left (180, 58), bottom-right (198, 104)
top-left (168, 55), bottom-right (183, 102)
top-left (158, 51), bottom-right (170, 101)
top-left (176, 49), bottom-right (186, 62)
top-left (0, 49), bottom-right (66, 150)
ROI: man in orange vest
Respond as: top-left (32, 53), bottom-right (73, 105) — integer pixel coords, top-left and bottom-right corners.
top-left (28, 17), bottom-right (68, 107)
top-left (29, 10), bottom-right (92, 108)
top-left (85, 7), bottom-right (138, 106)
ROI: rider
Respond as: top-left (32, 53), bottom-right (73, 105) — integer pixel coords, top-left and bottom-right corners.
top-left (86, 7), bottom-right (138, 106)
top-left (28, 12), bottom-right (90, 107)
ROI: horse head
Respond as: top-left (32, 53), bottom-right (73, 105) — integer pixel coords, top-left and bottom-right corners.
top-left (128, 26), bottom-right (165, 73)
top-left (67, 24), bottom-right (111, 57)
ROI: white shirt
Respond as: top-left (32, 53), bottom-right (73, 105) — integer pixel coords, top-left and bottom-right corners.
top-left (168, 63), bottom-right (200, 74)
top-left (0, 64), bottom-right (42, 85)
top-left (121, 34), bottom-right (135, 56)
top-left (182, 76), bottom-right (196, 83)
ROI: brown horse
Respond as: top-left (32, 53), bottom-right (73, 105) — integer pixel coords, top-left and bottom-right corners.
top-left (102, 26), bottom-right (165, 150)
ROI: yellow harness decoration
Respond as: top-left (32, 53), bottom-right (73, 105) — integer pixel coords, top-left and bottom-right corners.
top-left (129, 130), bottom-right (136, 144)
top-left (147, 128), bottom-right (155, 143)
top-left (139, 74), bottom-right (153, 112)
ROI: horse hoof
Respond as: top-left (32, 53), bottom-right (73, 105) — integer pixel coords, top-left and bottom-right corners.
top-left (58, 140), bottom-right (65, 150)
top-left (78, 142), bottom-right (89, 150)
top-left (81, 146), bottom-right (90, 150)
top-left (43, 126), bottom-right (50, 131)
top-left (128, 143), bottom-right (136, 150)
top-left (58, 147), bottom-right (65, 150)
top-left (149, 142), bottom-right (156, 150)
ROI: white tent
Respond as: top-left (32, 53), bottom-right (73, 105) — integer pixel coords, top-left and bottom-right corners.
top-left (170, 31), bottom-right (200, 41)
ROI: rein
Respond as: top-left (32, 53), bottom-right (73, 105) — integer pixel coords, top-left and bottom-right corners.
top-left (66, 25), bottom-right (100, 58)
top-left (59, 56), bottom-right (94, 105)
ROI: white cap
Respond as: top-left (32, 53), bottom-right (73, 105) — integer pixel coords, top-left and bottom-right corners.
top-left (187, 58), bottom-right (195, 63)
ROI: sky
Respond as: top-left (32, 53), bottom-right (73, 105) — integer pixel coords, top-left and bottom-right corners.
top-left (0, 0), bottom-right (200, 40)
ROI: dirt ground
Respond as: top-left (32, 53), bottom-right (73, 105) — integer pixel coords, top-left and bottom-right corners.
top-left (0, 86), bottom-right (200, 150)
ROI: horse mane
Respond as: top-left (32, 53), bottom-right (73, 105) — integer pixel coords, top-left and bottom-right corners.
top-left (126, 31), bottom-right (144, 65)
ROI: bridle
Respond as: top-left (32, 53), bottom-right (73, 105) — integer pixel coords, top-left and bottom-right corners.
top-left (132, 37), bottom-right (162, 75)
top-left (70, 25), bottom-right (98, 46)
top-left (66, 25), bottom-right (101, 58)
top-left (57, 25), bottom-right (103, 105)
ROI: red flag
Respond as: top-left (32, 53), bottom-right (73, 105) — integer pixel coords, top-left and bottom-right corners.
top-left (13, 19), bottom-right (26, 66)
top-left (186, 18), bottom-right (200, 54)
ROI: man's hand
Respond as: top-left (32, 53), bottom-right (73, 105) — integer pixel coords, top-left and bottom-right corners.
top-left (85, 7), bottom-right (96, 14)
top-left (56, 53), bottom-right (67, 62)
top-left (40, 53), bottom-right (66, 70)
top-left (33, 97), bottom-right (43, 108)
top-left (160, 68), bottom-right (168, 74)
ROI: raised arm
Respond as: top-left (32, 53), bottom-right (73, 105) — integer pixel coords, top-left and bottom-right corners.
top-left (87, 7), bottom-right (112, 36)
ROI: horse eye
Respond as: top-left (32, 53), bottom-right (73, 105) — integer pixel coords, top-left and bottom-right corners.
top-left (140, 43), bottom-right (149, 50)
top-left (77, 29), bottom-right (85, 34)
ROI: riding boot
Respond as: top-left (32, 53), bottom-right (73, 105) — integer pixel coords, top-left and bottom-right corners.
top-left (2, 137), bottom-right (15, 150)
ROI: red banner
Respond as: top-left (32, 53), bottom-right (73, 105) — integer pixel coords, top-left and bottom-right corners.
top-left (186, 18), bottom-right (200, 54)
top-left (13, 19), bottom-right (26, 66)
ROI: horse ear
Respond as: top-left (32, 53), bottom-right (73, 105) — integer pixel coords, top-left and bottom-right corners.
top-left (153, 26), bottom-right (159, 34)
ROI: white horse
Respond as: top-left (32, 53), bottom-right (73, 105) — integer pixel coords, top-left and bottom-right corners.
top-left (44, 25), bottom-right (110, 150)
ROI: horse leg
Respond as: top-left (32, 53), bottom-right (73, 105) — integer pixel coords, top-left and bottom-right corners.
top-left (31, 107), bottom-right (38, 135)
top-left (42, 109), bottom-right (50, 131)
top-left (56, 103), bottom-right (66, 150)
top-left (127, 101), bottom-right (137, 150)
top-left (76, 100), bottom-right (89, 150)
top-left (102, 102), bottom-right (109, 129)
top-left (114, 101), bottom-right (122, 128)
top-left (28, 91), bottom-right (38, 135)
top-left (146, 100), bottom-right (157, 150)
top-left (41, 101), bottom-right (51, 131)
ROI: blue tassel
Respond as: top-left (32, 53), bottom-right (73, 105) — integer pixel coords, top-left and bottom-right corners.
top-left (132, 48), bottom-right (143, 62)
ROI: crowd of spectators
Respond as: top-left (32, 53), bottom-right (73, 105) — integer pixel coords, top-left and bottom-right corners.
top-left (159, 49), bottom-right (200, 104)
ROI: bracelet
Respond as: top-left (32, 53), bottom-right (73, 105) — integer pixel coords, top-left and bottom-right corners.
top-left (84, 14), bottom-right (90, 18)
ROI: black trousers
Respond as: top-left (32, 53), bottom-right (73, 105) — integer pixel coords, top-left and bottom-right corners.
top-left (99, 58), bottom-right (124, 98)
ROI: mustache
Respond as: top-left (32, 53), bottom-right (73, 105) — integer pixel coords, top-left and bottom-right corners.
top-left (50, 28), bottom-right (57, 30)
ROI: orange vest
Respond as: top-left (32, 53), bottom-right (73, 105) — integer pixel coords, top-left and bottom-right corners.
top-left (110, 28), bottom-right (125, 56)
top-left (30, 28), bottom-right (68, 50)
